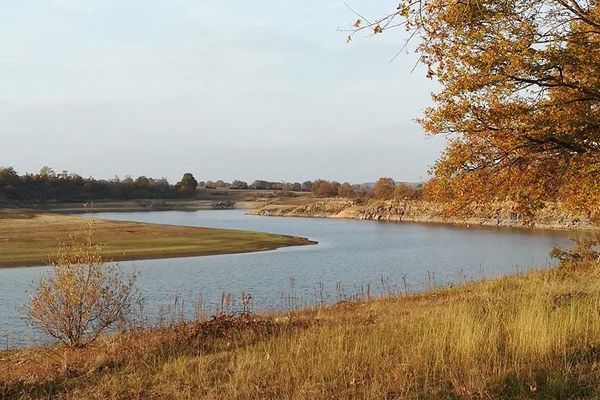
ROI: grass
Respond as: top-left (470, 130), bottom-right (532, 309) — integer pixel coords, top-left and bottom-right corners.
top-left (2, 261), bottom-right (600, 399)
top-left (0, 210), bottom-right (314, 267)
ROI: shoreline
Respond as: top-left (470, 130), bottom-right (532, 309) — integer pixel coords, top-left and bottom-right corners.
top-left (250, 198), bottom-right (599, 232)
top-left (3, 199), bottom-right (263, 214)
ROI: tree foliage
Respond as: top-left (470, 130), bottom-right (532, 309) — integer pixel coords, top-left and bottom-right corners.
top-left (177, 173), bottom-right (198, 195)
top-left (373, 177), bottom-right (396, 200)
top-left (0, 167), bottom-right (322, 204)
top-left (394, 182), bottom-right (423, 200)
top-left (338, 182), bottom-right (357, 198)
top-left (350, 0), bottom-right (600, 220)
top-left (312, 179), bottom-right (341, 197)
top-left (0, 167), bottom-right (19, 186)
top-left (230, 180), bottom-right (249, 189)
top-left (0, 167), bottom-right (188, 203)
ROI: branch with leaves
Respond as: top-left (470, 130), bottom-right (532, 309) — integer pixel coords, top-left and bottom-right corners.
top-left (344, 0), bottom-right (600, 221)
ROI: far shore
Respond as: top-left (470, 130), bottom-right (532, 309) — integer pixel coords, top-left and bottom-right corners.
top-left (0, 188), bottom-right (297, 214)
top-left (9, 199), bottom-right (262, 214)
top-left (251, 197), bottom-right (600, 232)
top-left (4, 191), bottom-right (598, 232)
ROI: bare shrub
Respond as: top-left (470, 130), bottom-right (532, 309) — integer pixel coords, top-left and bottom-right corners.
top-left (26, 227), bottom-right (140, 348)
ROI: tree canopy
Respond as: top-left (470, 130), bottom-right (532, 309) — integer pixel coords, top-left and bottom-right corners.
top-left (312, 179), bottom-right (341, 197)
top-left (373, 177), bottom-right (396, 200)
top-left (351, 0), bottom-right (600, 220)
top-left (176, 173), bottom-right (198, 195)
top-left (0, 167), bottom-right (189, 203)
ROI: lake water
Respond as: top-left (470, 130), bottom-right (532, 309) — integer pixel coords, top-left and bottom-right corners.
top-left (0, 210), bottom-right (576, 348)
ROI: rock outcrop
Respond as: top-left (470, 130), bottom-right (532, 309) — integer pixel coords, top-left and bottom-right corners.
top-left (250, 199), bottom-right (596, 230)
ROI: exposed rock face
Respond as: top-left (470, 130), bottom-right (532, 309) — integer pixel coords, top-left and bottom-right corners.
top-left (252, 201), bottom-right (354, 218)
top-left (250, 200), bottom-right (596, 231)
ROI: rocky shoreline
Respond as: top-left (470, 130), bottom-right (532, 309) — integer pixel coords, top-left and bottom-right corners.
top-left (251, 199), bottom-right (597, 231)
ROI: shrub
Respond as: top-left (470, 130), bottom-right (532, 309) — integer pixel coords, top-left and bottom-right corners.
top-left (26, 228), bottom-right (140, 348)
top-left (550, 238), bottom-right (600, 269)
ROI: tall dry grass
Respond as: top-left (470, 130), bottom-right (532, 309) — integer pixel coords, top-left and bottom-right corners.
top-left (2, 263), bottom-right (600, 399)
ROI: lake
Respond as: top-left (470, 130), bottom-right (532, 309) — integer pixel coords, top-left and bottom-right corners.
top-left (0, 210), bottom-right (575, 348)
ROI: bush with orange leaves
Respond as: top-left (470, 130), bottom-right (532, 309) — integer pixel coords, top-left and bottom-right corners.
top-left (25, 228), bottom-right (140, 348)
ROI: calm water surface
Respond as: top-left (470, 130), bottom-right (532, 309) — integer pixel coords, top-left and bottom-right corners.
top-left (0, 210), bottom-right (575, 348)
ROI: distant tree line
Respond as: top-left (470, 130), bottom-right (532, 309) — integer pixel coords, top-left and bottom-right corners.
top-left (0, 166), bottom-right (423, 204)
top-left (0, 166), bottom-right (198, 203)
top-left (310, 178), bottom-right (423, 200)
top-left (198, 178), bottom-right (422, 200)
top-left (199, 180), bottom-right (310, 192)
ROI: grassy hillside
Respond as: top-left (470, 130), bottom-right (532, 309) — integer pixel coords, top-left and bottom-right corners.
top-left (2, 260), bottom-right (600, 399)
top-left (0, 210), bottom-right (314, 267)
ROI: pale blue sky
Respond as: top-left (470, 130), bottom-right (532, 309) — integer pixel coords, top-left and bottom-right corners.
top-left (1, 0), bottom-right (445, 183)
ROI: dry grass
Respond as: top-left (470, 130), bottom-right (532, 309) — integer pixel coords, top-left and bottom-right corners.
top-left (0, 209), bottom-right (35, 220)
top-left (0, 211), bottom-right (314, 267)
top-left (2, 263), bottom-right (600, 399)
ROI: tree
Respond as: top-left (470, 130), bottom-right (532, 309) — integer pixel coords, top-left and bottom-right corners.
top-left (339, 182), bottom-right (356, 198)
top-left (301, 181), bottom-right (313, 192)
top-left (26, 228), bottom-right (139, 348)
top-left (38, 166), bottom-right (56, 180)
top-left (204, 180), bottom-right (216, 189)
top-left (135, 176), bottom-right (150, 188)
top-left (249, 180), bottom-right (269, 190)
top-left (122, 176), bottom-right (134, 186)
top-left (312, 179), bottom-right (339, 197)
top-left (177, 173), bottom-right (198, 195)
top-left (231, 180), bottom-right (249, 189)
top-left (349, 0), bottom-right (600, 220)
top-left (394, 183), bottom-right (422, 200)
top-left (0, 167), bottom-right (19, 186)
top-left (373, 177), bottom-right (395, 200)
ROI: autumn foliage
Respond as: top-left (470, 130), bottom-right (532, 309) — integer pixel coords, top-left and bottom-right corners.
top-left (372, 177), bottom-right (396, 200)
top-left (352, 0), bottom-right (600, 221)
top-left (311, 179), bottom-right (341, 197)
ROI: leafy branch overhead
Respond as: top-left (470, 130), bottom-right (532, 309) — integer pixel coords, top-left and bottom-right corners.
top-left (345, 0), bottom-right (600, 221)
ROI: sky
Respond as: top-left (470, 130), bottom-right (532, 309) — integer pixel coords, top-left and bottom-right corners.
top-left (1, 0), bottom-right (446, 184)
